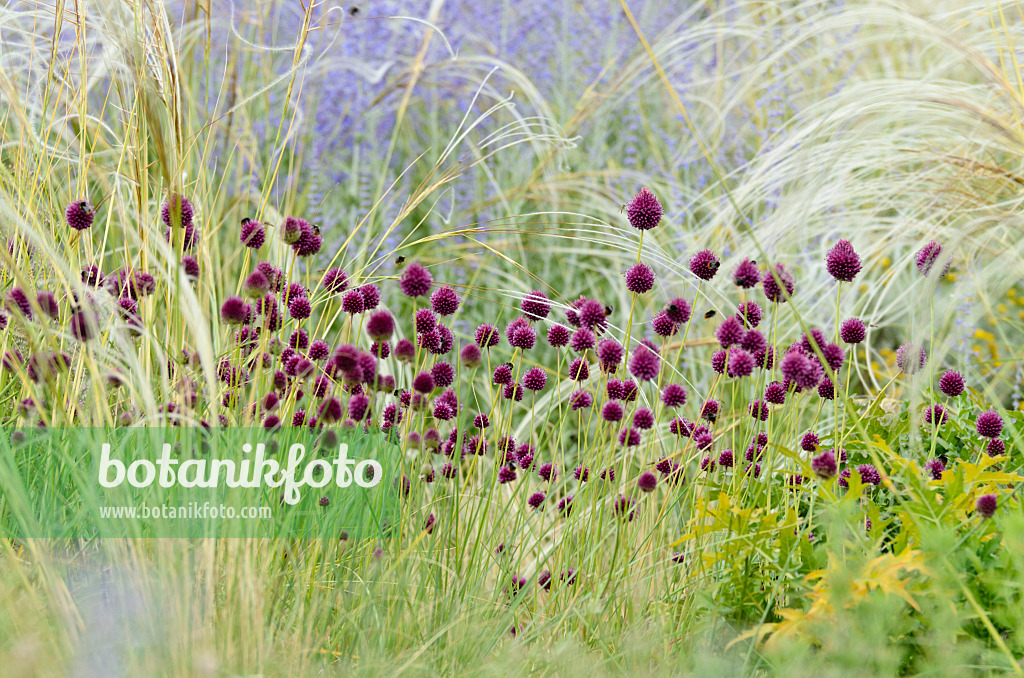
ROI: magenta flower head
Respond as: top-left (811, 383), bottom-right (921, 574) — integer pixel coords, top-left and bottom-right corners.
top-left (576, 298), bottom-right (607, 331)
top-left (700, 399), bottom-right (719, 422)
top-left (689, 249), bottom-right (720, 281)
top-left (322, 268), bottom-right (349, 295)
top-left (987, 438), bottom-right (1006, 457)
top-left (65, 200), bottom-right (95, 231)
top-left (811, 449), bottom-right (837, 480)
top-left (393, 339), bottom-right (416, 363)
top-left (220, 296), bottom-right (248, 325)
top-left (924, 404), bottom-right (947, 426)
top-left (412, 371), bottom-right (435, 394)
top-left (240, 218), bottom-right (265, 248)
top-left (728, 348), bottom-right (755, 378)
top-left (161, 194), bottom-right (194, 228)
top-left (507, 318), bottom-right (537, 350)
top-left (840, 318), bottom-right (866, 344)
top-left (459, 343), bottom-right (482, 368)
top-left (430, 287), bottom-right (460, 316)
top-left (243, 270), bottom-right (270, 298)
top-left (292, 221), bottom-right (322, 257)
top-left (288, 296), bottom-right (311, 320)
top-left (733, 258), bottom-right (760, 288)
top-left (939, 370), bottom-right (965, 397)
top-left (569, 357), bottom-right (590, 381)
top-left (625, 262), bottom-right (655, 294)
top-left (570, 390), bottom-right (593, 410)
top-left (628, 345), bottom-right (660, 382)
top-left (626, 187), bottom-right (662, 231)
top-left (800, 431), bottom-right (820, 452)
top-left (976, 410), bottom-right (1003, 438)
top-left (765, 381), bottom-right (786, 405)
top-left (278, 216), bottom-right (303, 245)
top-left (780, 350), bottom-right (819, 390)
top-left (976, 493), bottom-right (997, 519)
top-left (365, 310), bottom-right (395, 342)
top-left (665, 297), bottom-right (691, 324)
top-left (825, 239), bottom-right (862, 283)
top-left (737, 301), bottom-right (762, 328)
top-left (360, 284), bottom-right (380, 310)
top-left (475, 323), bottom-right (500, 349)
top-left (181, 256), bottom-right (200, 279)
top-left (715, 315), bottom-right (745, 348)
top-left (662, 383), bottom-right (687, 408)
top-left (916, 240), bottom-right (950, 277)
top-left (521, 290), bottom-right (551, 321)
top-left (638, 471), bottom-right (658, 493)
top-left (70, 308), bottom-right (98, 342)
top-left (652, 311), bottom-right (677, 337)
top-left (924, 458), bottom-right (945, 480)
top-left (340, 290), bottom-right (364, 315)
top-left (597, 338), bottom-right (624, 372)
top-left (896, 343), bottom-right (927, 375)
top-left (570, 326), bottom-right (597, 352)
top-left (546, 324), bottom-right (570, 348)
top-left (856, 464), bottom-right (881, 485)
top-left (36, 292), bottom-right (59, 321)
top-left (762, 263), bottom-right (795, 303)
top-left (523, 367), bottom-right (547, 391)
top-left (399, 262), bottom-right (432, 297)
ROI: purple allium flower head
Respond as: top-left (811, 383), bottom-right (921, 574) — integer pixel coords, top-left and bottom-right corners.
top-left (825, 239), bottom-right (862, 283)
top-left (528, 491), bottom-right (546, 510)
top-left (822, 343), bottom-right (845, 372)
top-left (440, 463), bottom-right (457, 479)
top-left (161, 195), bottom-right (194, 228)
top-left (181, 256), bottom-right (199, 279)
top-left (523, 367), bottom-right (547, 391)
top-left (728, 347), bottom-right (755, 378)
top-left (414, 308), bottom-right (438, 335)
top-left (257, 262), bottom-right (284, 292)
top-left (459, 343), bottom-right (482, 368)
top-left (498, 466), bottom-right (517, 484)
top-left (240, 218), bottom-right (265, 248)
top-left (570, 326), bottom-right (597, 352)
top-left (601, 400), bottom-right (624, 423)
top-left (492, 363), bottom-right (513, 386)
top-left (765, 381), bottom-right (787, 405)
top-left (857, 464), bottom-right (881, 485)
top-left (521, 290), bottom-right (551, 321)
top-left (700, 399), bottom-right (720, 422)
top-left (399, 262), bottom-right (432, 297)
top-left (558, 495), bottom-right (573, 516)
top-left (412, 371), bottom-right (435, 394)
top-left (662, 383), bottom-right (687, 408)
top-left (638, 471), bottom-right (658, 493)
top-left (432, 361), bottom-right (455, 389)
top-left (733, 258), bottom-right (760, 288)
top-left (6, 287), bottom-right (31, 319)
top-left (619, 426), bottom-right (641, 447)
top-left (547, 324), bottom-right (571, 347)
top-left (800, 329), bottom-right (827, 355)
top-left (66, 200), bottom-right (95, 231)
top-left (651, 311), bottom-right (678, 337)
top-left (718, 449), bottom-right (734, 468)
top-left (924, 458), bottom-right (945, 480)
top-left (689, 249), bottom-right (720, 281)
top-left (573, 465), bottom-right (590, 482)
top-left (614, 495), bottom-right (636, 520)
top-left (288, 295), bottom-right (312, 320)
top-left (762, 263), bottom-right (795, 303)
top-left (756, 345), bottom-right (775, 370)
top-left (626, 187), bottom-right (662, 230)
top-left (976, 410), bottom-right (1003, 438)
top-left (976, 493), bottom-right (997, 518)
top-left (322, 268), bottom-right (349, 295)
top-left (749, 399), bottom-right (769, 421)
top-left (840, 318), bottom-right (866, 344)
top-left (737, 301), bottom-right (763, 330)
top-left (432, 401), bottom-right (453, 421)
top-left (591, 338), bottom-right (622, 372)
top-left (291, 220), bottom-right (322, 257)
top-left (289, 329), bottom-right (308, 350)
top-left (939, 370), bottom-right (965, 397)
top-left (701, 456), bottom-right (716, 473)
top-left (430, 286), bottom-right (460, 316)
top-left (394, 339), bottom-right (416, 363)
top-left (780, 350), bottom-right (820, 390)
top-left (359, 284), bottom-right (380, 310)
top-left (801, 431), bottom-right (820, 452)
top-left (35, 292), bottom-right (59, 321)
top-left (576, 299), bottom-right (607, 331)
top-left (339, 290), bottom-right (363, 315)
top-left (475, 323), bottom-right (500, 348)
top-left (537, 570), bottom-right (552, 590)
top-left (711, 350), bottom-right (727, 374)
top-left (348, 394), bottom-right (370, 421)
top-left (817, 376), bottom-right (835, 400)
top-left (669, 417), bottom-right (693, 437)
top-left (538, 463), bottom-right (557, 482)
top-left (570, 390), bottom-right (593, 410)
top-left (665, 297), bottom-right (691, 324)
top-left (220, 297), bottom-right (248, 325)
top-left (925, 404), bottom-right (947, 426)
top-left (916, 240), bottom-right (950, 277)
top-left (81, 264), bottom-right (102, 286)
top-left (715, 315), bottom-right (745, 348)
top-left (633, 408), bottom-right (655, 430)
top-left (896, 343), bottom-right (927, 374)
top-left (621, 379), bottom-right (639, 401)
top-left (318, 396), bottom-right (343, 423)
top-left (628, 345), bottom-right (659, 381)
top-left (365, 310), bottom-right (395, 342)
top-left (279, 216), bottom-right (303, 244)
top-left (507, 318), bottom-right (537, 350)
top-left (987, 438), bottom-right (1006, 457)
top-left (811, 449), bottom-right (837, 480)
top-left (569, 357), bottom-right (590, 381)
top-left (624, 262), bottom-right (655, 294)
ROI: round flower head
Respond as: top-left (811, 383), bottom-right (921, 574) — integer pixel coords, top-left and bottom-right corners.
top-left (538, 463), bottom-right (557, 482)
top-left (523, 367), bottom-right (547, 391)
top-left (289, 329), bottom-right (309, 350)
top-left (596, 338), bottom-right (624, 371)
top-left (431, 362), bottom-right (455, 389)
top-left (987, 438), bottom-right (1006, 457)
top-left (341, 289), bottom-right (364, 315)
top-left (756, 345), bottom-right (775, 370)
top-left (896, 343), bottom-right (927, 374)
top-left (626, 187), bottom-right (662, 231)
top-left (243, 270), bottom-right (270, 298)
top-left (618, 427), bottom-right (641, 447)
top-left (430, 287), bottom-right (460, 316)
top-left (569, 357), bottom-right (590, 381)
top-left (475, 324), bottom-right (500, 349)
top-left (278, 216), bottom-right (303, 245)
top-left (924, 404), bottom-right (947, 426)
top-left (822, 343), bottom-right (845, 372)
top-left (65, 200), bottom-right (94, 231)
top-left (181, 256), bottom-right (199, 279)
top-left (365, 310), bottom-right (395, 342)
top-left (521, 290), bottom-right (551, 321)
top-left (570, 390), bottom-right (593, 410)
top-left (749, 399), bottom-right (769, 421)
top-left (161, 195), bottom-right (194, 228)
top-left (780, 350), bottom-right (820, 390)
top-left (811, 449), bottom-right (837, 480)
top-left (624, 262), bottom-right (655, 294)
top-left (711, 350), bottom-right (727, 374)
top-left (257, 262), bottom-right (284, 292)
top-left (576, 298), bottom-right (607, 331)
top-left (939, 370), bottom-right (965, 397)
top-left (825, 239), bottom-right (862, 283)
top-left (700, 399), bottom-right (719, 422)
top-left (628, 345), bottom-right (660, 381)
top-left (733, 258), bottom-right (760, 288)
top-left (317, 269), bottom-right (348, 297)
top-left (508, 319), bottom-right (537, 350)
top-left (857, 464), bottom-right (881, 485)
top-left (765, 381), bottom-right (786, 405)
top-left (399, 262), bottom-right (432, 297)
top-left (715, 315), bottom-right (745, 348)
top-left (570, 326), bottom-right (597, 352)
top-left (718, 449), bottom-right (734, 468)
top-left (240, 218), bottom-right (265, 248)
top-left (976, 493), bottom-right (997, 519)
top-left (727, 347), bottom-right (755, 378)
top-left (292, 221), bottom-right (322, 257)
top-left (800, 431), bottom-right (820, 452)
top-left (287, 295), bottom-right (310, 320)
top-left (740, 329), bottom-right (767, 356)
top-left (359, 284), bottom-right (380, 310)
top-left (817, 376), bottom-right (835, 400)
top-left (36, 292), bottom-right (59, 321)
top-left (633, 408), bottom-right (655, 430)
top-left (840, 318), bottom-right (866, 344)
top-left (976, 410), bottom-right (1003, 438)
top-left (601, 400), bottom-right (624, 423)
top-left (394, 339), bottom-right (416, 363)
top-left (547, 324), bottom-right (571, 348)
top-left (638, 471), bottom-right (658, 493)
top-left (528, 491), bottom-right (546, 511)
top-left (762, 263), bottom-right (795, 303)
top-left (801, 329), bottom-right (827, 355)
top-left (665, 297), bottom-right (691, 324)
top-left (924, 458), bottom-right (945, 480)
top-left (662, 383), bottom-right (687, 408)
top-left (737, 301), bottom-right (762, 328)
top-left (492, 363), bottom-right (513, 386)
top-left (916, 240), bottom-right (950, 277)
top-left (220, 296), bottom-right (248, 325)
top-left (689, 249), bottom-right (720, 281)
top-left (412, 371), bottom-right (435, 394)
top-left (414, 308), bottom-right (438, 335)
top-left (651, 311), bottom-right (678, 337)
top-left (459, 343), bottom-right (482, 368)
